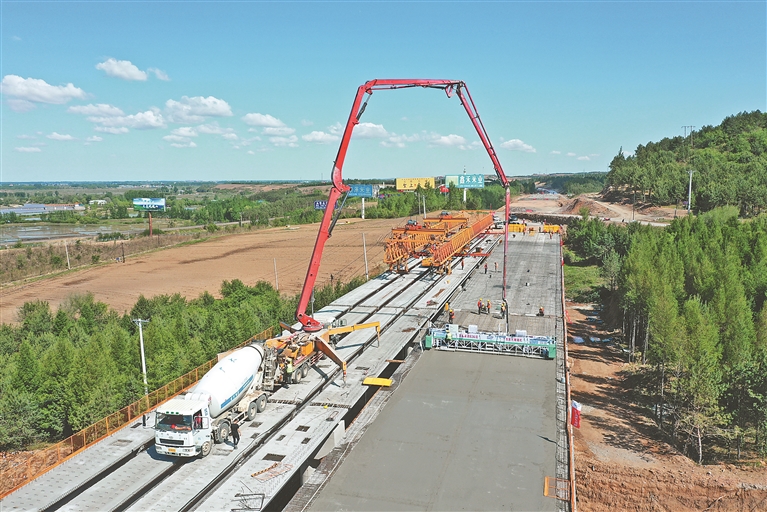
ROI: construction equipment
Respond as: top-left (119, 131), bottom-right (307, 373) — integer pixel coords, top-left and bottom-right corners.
top-left (421, 213), bottom-right (494, 273)
top-left (295, 79), bottom-right (513, 332)
top-left (154, 330), bottom-right (349, 458)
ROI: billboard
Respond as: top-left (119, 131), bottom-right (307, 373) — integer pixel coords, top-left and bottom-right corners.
top-left (445, 174), bottom-right (485, 189)
top-left (348, 184), bottom-right (375, 198)
top-left (395, 177), bottom-right (435, 191)
top-left (132, 198), bottom-right (166, 211)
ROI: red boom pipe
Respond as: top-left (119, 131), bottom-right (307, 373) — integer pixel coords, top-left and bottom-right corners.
top-left (296, 79), bottom-right (512, 331)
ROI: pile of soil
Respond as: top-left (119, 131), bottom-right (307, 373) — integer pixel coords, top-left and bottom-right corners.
top-left (568, 304), bottom-right (767, 511)
top-left (559, 197), bottom-right (612, 217)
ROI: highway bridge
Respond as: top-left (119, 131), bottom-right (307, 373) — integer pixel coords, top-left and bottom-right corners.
top-left (2, 228), bottom-right (572, 512)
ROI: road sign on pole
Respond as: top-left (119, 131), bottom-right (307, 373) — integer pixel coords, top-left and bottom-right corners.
top-left (348, 184), bottom-right (374, 197)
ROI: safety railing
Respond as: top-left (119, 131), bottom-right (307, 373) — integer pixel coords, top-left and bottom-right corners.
top-left (560, 234), bottom-right (577, 511)
top-left (0, 325), bottom-right (275, 498)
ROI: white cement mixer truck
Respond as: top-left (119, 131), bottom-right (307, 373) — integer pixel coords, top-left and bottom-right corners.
top-left (154, 343), bottom-right (268, 458)
top-left (153, 330), bottom-right (353, 458)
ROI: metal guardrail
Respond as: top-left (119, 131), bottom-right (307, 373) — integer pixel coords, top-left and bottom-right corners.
top-left (560, 236), bottom-right (577, 512)
top-left (0, 326), bottom-right (275, 498)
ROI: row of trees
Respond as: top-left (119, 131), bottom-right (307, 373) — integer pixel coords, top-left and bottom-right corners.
top-left (566, 209), bottom-right (767, 462)
top-left (0, 277), bottom-right (365, 450)
top-left (607, 110), bottom-right (767, 216)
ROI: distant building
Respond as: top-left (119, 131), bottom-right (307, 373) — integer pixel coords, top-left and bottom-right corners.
top-left (89, 199), bottom-right (108, 205)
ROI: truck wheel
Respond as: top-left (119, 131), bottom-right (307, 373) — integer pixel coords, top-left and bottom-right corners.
top-left (200, 441), bottom-right (212, 458)
top-left (256, 394), bottom-right (267, 413)
top-left (301, 364), bottom-right (309, 378)
top-left (246, 401), bottom-right (258, 421)
top-left (293, 368), bottom-right (303, 383)
top-left (217, 421), bottom-right (230, 443)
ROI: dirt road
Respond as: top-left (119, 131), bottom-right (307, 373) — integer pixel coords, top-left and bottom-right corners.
top-left (0, 218), bottom-right (401, 322)
top-left (568, 304), bottom-right (767, 511)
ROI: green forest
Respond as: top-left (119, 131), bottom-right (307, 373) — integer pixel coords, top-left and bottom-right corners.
top-left (607, 110), bottom-right (767, 216)
top-left (0, 277), bottom-right (365, 451)
top-left (566, 208), bottom-right (767, 462)
top-left (1, 180), bottom-right (533, 227)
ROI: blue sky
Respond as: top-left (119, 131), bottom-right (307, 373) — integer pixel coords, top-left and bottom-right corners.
top-left (2, 1), bottom-right (765, 182)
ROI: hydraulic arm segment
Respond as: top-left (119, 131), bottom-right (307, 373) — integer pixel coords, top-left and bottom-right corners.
top-left (296, 79), bottom-right (512, 332)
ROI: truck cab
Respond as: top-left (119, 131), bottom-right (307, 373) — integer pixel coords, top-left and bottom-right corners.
top-left (154, 398), bottom-right (213, 457)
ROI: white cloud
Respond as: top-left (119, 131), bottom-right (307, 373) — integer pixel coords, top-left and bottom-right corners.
top-left (1, 75), bottom-right (86, 104)
top-left (567, 152), bottom-right (576, 157)
top-left (222, 133), bottom-right (238, 141)
top-left (197, 122), bottom-right (233, 135)
top-left (262, 126), bottom-right (295, 136)
top-left (15, 146), bottom-right (41, 153)
top-left (17, 134), bottom-right (36, 140)
top-left (328, 122), bottom-right (343, 135)
top-left (148, 67), bottom-right (170, 81)
top-left (242, 113), bottom-right (285, 127)
top-left (96, 58), bottom-right (147, 81)
top-left (355, 122), bottom-right (388, 139)
top-left (302, 131), bottom-right (339, 144)
top-left (550, 150), bottom-right (561, 155)
top-left (7, 99), bottom-right (36, 112)
top-left (68, 103), bottom-right (124, 116)
top-left (47, 132), bottom-right (75, 141)
top-left (269, 135), bottom-right (298, 147)
top-left (12, 35), bottom-right (21, 41)
top-left (622, 150), bottom-right (635, 157)
top-left (301, 119), bottom-right (313, 126)
top-left (247, 150), bottom-right (255, 155)
top-left (171, 126), bottom-right (198, 137)
top-left (170, 141), bottom-right (197, 148)
top-left (86, 136), bottom-right (103, 142)
top-left (577, 156), bottom-right (590, 161)
top-left (500, 139), bottom-right (536, 153)
top-left (95, 126), bottom-right (129, 134)
top-left (89, 109), bottom-right (165, 130)
top-left (381, 133), bottom-right (420, 148)
top-left (166, 96), bottom-right (232, 123)
top-left (431, 134), bottom-right (468, 147)
top-left (163, 135), bottom-right (189, 143)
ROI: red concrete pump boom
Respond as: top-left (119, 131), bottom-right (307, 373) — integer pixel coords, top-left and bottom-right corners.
top-left (296, 79), bottom-right (512, 332)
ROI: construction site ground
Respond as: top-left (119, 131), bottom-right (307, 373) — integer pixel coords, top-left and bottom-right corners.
top-left (567, 304), bottom-right (767, 511)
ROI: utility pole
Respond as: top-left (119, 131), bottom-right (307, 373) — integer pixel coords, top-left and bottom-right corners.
top-left (273, 258), bottom-right (279, 291)
top-left (363, 233), bottom-right (369, 280)
top-left (133, 318), bottom-right (150, 426)
top-left (683, 126), bottom-right (696, 214)
top-left (687, 170), bottom-right (694, 213)
top-left (463, 167), bottom-right (467, 203)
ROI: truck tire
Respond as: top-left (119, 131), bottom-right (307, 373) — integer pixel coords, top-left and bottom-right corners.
top-left (246, 401), bottom-right (258, 421)
top-left (256, 394), bottom-right (267, 413)
top-left (217, 421), bottom-right (230, 443)
top-left (200, 440), bottom-right (212, 458)
top-left (301, 364), bottom-right (309, 378)
top-left (293, 367), bottom-right (303, 383)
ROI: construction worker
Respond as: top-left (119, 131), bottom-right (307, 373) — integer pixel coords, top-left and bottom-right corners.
top-left (494, 261), bottom-right (498, 272)
top-left (231, 419), bottom-right (240, 449)
top-left (449, 309), bottom-right (455, 323)
top-left (478, 298), bottom-right (483, 315)
top-left (461, 259), bottom-right (464, 270)
top-left (284, 358), bottom-right (294, 388)
top-left (538, 306), bottom-right (545, 317)
top-left (445, 329), bottom-right (453, 344)
top-left (444, 302), bottom-right (450, 316)
top-left (500, 301), bottom-right (507, 316)
top-left (486, 299), bottom-right (491, 314)
top-left (484, 263), bottom-right (488, 274)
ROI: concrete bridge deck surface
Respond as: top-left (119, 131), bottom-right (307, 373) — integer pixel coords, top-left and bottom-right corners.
top-left (301, 233), bottom-right (562, 511)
